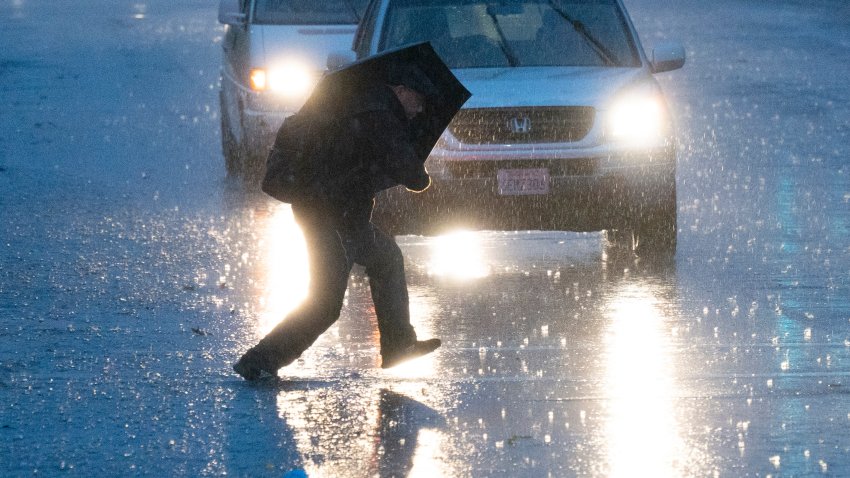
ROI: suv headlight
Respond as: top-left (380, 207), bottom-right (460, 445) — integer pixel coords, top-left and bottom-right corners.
top-left (607, 94), bottom-right (668, 145)
top-left (249, 60), bottom-right (316, 99)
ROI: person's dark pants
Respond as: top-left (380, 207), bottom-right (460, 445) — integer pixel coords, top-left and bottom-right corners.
top-left (252, 200), bottom-right (418, 370)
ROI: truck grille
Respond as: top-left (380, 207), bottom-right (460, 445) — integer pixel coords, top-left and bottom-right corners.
top-left (447, 107), bottom-right (595, 144)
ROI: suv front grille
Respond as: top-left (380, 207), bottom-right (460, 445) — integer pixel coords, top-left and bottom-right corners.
top-left (448, 107), bottom-right (595, 144)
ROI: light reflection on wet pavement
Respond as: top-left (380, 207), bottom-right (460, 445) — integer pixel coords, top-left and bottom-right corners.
top-left (206, 201), bottom-right (846, 476)
top-left (1, 0), bottom-right (849, 476)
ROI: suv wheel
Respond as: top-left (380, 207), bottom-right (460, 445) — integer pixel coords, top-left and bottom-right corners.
top-left (220, 92), bottom-right (242, 178)
top-left (241, 148), bottom-right (267, 187)
top-left (608, 186), bottom-right (677, 256)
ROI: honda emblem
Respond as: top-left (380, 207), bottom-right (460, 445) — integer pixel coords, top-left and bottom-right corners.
top-left (509, 116), bottom-right (532, 134)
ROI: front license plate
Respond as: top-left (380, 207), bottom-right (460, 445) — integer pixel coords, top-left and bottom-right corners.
top-left (497, 168), bottom-right (550, 196)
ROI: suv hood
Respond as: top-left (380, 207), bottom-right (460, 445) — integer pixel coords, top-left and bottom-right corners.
top-left (255, 24), bottom-right (356, 70)
top-left (454, 67), bottom-right (655, 109)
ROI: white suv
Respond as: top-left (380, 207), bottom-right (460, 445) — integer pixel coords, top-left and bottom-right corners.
top-left (217, 0), bottom-right (368, 179)
top-left (355, 0), bottom-right (685, 253)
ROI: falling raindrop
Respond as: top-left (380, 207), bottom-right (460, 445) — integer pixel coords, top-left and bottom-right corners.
top-left (769, 455), bottom-right (781, 469)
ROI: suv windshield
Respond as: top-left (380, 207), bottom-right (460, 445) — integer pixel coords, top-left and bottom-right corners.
top-left (254, 0), bottom-right (369, 25)
top-left (380, 0), bottom-right (639, 68)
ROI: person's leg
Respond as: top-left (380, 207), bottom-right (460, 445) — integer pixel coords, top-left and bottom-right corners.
top-left (350, 220), bottom-right (441, 368)
top-left (344, 212), bottom-right (440, 369)
top-left (234, 206), bottom-right (351, 378)
top-left (350, 224), bottom-right (418, 356)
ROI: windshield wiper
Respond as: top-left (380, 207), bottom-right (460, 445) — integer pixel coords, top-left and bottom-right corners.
top-left (484, 8), bottom-right (520, 67)
top-left (546, 0), bottom-right (617, 66)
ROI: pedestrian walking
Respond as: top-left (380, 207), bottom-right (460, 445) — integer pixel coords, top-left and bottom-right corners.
top-left (234, 43), bottom-right (469, 380)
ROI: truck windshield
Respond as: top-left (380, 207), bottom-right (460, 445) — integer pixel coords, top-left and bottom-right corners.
top-left (380, 0), bottom-right (639, 68)
top-left (254, 0), bottom-right (369, 25)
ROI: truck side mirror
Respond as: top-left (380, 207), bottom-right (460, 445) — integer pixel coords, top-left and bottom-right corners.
top-left (650, 42), bottom-right (686, 73)
top-left (327, 51), bottom-right (356, 71)
top-left (218, 0), bottom-right (246, 25)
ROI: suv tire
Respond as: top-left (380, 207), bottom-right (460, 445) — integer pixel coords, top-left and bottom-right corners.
top-left (220, 92), bottom-right (242, 178)
top-left (608, 184), bottom-right (677, 256)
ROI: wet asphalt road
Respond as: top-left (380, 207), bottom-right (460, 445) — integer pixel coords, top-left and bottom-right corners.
top-left (1, 0), bottom-right (849, 476)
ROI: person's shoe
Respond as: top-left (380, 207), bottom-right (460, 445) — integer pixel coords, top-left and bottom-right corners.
top-left (233, 347), bottom-right (276, 380)
top-left (381, 339), bottom-right (441, 369)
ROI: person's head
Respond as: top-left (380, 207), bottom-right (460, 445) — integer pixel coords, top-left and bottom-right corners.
top-left (387, 62), bottom-right (436, 119)
top-left (390, 84), bottom-right (426, 119)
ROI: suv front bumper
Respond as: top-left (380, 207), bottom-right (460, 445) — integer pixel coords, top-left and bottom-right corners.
top-left (372, 145), bottom-right (676, 235)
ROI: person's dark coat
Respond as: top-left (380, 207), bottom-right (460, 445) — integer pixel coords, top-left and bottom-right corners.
top-left (310, 83), bottom-right (431, 215)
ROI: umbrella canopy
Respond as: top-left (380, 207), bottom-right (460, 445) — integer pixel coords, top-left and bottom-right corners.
top-left (302, 41), bottom-right (472, 163)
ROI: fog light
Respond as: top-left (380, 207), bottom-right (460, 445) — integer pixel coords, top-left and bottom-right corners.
top-left (249, 68), bottom-right (268, 91)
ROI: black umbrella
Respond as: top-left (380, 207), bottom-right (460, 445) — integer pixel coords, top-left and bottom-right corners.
top-left (302, 41), bottom-right (471, 163)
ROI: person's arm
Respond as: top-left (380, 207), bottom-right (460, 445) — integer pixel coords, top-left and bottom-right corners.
top-left (358, 110), bottom-right (431, 192)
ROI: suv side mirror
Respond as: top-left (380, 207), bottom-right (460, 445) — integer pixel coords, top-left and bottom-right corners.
top-left (327, 51), bottom-right (356, 71)
top-left (650, 42), bottom-right (686, 73)
top-left (218, 0), bottom-right (246, 25)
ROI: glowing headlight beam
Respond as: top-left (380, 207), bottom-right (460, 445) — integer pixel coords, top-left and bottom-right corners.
top-left (249, 61), bottom-right (317, 99)
top-left (268, 62), bottom-right (315, 98)
top-left (608, 95), bottom-right (665, 144)
top-left (428, 230), bottom-right (490, 280)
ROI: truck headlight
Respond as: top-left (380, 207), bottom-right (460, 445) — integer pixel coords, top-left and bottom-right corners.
top-left (607, 95), bottom-right (667, 144)
top-left (249, 61), bottom-right (316, 99)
